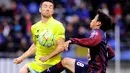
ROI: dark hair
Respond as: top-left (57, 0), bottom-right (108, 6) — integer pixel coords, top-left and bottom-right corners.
top-left (40, 0), bottom-right (55, 7)
top-left (97, 9), bottom-right (112, 31)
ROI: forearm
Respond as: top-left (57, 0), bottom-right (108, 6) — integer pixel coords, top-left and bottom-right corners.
top-left (47, 39), bottom-right (65, 59)
top-left (70, 30), bottom-right (102, 47)
top-left (70, 37), bottom-right (101, 47)
top-left (48, 45), bottom-right (64, 59)
top-left (21, 43), bottom-right (36, 59)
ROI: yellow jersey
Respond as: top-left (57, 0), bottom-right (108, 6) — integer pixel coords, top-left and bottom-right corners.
top-left (31, 17), bottom-right (65, 65)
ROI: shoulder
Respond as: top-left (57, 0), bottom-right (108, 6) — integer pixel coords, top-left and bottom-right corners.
top-left (91, 29), bottom-right (99, 35)
top-left (52, 19), bottom-right (65, 28)
top-left (53, 19), bottom-right (63, 25)
top-left (31, 21), bottom-right (41, 28)
top-left (31, 21), bottom-right (41, 31)
top-left (90, 29), bottom-right (101, 38)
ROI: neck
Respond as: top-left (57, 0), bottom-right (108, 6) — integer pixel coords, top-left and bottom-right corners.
top-left (41, 15), bottom-right (51, 24)
top-left (93, 27), bottom-right (100, 30)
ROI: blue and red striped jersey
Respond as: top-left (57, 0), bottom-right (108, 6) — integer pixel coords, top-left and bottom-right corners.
top-left (70, 29), bottom-right (115, 73)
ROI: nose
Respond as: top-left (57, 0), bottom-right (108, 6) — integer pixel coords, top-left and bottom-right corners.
top-left (46, 7), bottom-right (50, 11)
top-left (46, 9), bottom-right (50, 12)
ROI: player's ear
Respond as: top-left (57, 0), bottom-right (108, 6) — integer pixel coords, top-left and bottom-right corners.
top-left (97, 21), bottom-right (102, 26)
top-left (39, 7), bottom-right (41, 13)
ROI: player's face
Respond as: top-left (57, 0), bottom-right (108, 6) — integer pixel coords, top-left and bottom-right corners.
top-left (90, 15), bottom-right (99, 29)
top-left (40, 2), bottom-right (54, 18)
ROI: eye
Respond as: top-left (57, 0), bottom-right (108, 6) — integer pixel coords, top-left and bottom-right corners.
top-left (43, 5), bottom-right (47, 8)
top-left (49, 5), bottom-right (53, 9)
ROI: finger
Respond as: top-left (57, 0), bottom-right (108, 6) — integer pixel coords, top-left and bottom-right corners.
top-left (67, 44), bottom-right (69, 48)
top-left (41, 59), bottom-right (45, 62)
top-left (65, 49), bottom-right (68, 51)
top-left (14, 61), bottom-right (19, 64)
top-left (63, 45), bottom-right (67, 50)
top-left (39, 57), bottom-right (45, 62)
top-left (65, 48), bottom-right (68, 51)
top-left (39, 56), bottom-right (43, 60)
top-left (14, 59), bottom-right (18, 64)
top-left (15, 59), bottom-right (20, 64)
top-left (39, 57), bottom-right (43, 61)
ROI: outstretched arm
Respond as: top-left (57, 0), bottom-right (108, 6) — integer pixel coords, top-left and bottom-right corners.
top-left (70, 31), bottom-right (102, 47)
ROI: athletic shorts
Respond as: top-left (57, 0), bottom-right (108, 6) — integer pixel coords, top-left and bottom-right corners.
top-left (75, 60), bottom-right (89, 73)
top-left (26, 61), bottom-right (52, 72)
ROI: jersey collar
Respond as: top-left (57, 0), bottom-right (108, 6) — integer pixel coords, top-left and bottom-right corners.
top-left (41, 17), bottom-right (54, 25)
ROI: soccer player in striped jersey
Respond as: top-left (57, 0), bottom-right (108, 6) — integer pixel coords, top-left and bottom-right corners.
top-left (41, 9), bottom-right (115, 73)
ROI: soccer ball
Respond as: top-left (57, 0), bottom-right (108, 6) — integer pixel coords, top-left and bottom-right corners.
top-left (38, 30), bottom-right (55, 47)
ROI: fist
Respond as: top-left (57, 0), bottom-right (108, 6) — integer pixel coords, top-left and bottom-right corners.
top-left (39, 56), bottom-right (49, 62)
top-left (14, 57), bottom-right (24, 64)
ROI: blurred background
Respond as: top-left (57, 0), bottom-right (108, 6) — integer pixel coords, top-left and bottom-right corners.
top-left (0, 0), bottom-right (130, 73)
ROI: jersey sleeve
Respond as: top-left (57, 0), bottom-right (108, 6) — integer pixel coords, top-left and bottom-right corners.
top-left (70, 30), bottom-right (102, 47)
top-left (31, 25), bottom-right (36, 44)
top-left (55, 23), bottom-right (65, 41)
top-left (107, 44), bottom-right (115, 60)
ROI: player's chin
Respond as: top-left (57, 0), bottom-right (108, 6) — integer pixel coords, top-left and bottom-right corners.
top-left (43, 14), bottom-right (51, 18)
top-left (46, 15), bottom-right (52, 18)
top-left (90, 26), bottom-right (92, 29)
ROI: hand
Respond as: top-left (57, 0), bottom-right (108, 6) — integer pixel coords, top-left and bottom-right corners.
top-left (39, 56), bottom-right (49, 62)
top-left (87, 54), bottom-right (91, 61)
top-left (63, 40), bottom-right (71, 51)
top-left (14, 56), bottom-right (24, 64)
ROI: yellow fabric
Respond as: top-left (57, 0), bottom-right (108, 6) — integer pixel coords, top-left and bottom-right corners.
top-left (29, 17), bottom-right (65, 72)
top-left (27, 61), bottom-right (52, 72)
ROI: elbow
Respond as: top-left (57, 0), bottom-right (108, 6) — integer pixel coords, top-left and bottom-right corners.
top-left (111, 55), bottom-right (115, 59)
top-left (108, 54), bottom-right (115, 60)
top-left (108, 55), bottom-right (114, 60)
top-left (113, 53), bottom-right (115, 57)
top-left (111, 51), bottom-right (115, 58)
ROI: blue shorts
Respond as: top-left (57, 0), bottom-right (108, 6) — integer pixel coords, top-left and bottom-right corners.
top-left (75, 60), bottom-right (89, 73)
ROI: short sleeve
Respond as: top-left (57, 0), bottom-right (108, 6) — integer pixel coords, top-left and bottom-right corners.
top-left (55, 23), bottom-right (65, 40)
top-left (31, 25), bottom-right (36, 43)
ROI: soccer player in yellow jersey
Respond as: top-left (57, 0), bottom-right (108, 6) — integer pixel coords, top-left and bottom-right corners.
top-left (14, 0), bottom-right (65, 73)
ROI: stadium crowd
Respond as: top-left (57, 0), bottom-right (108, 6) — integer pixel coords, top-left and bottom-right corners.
top-left (0, 0), bottom-right (130, 58)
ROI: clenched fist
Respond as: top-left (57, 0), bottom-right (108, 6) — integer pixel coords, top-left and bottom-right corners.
top-left (14, 56), bottom-right (24, 64)
top-left (39, 56), bottom-right (49, 62)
